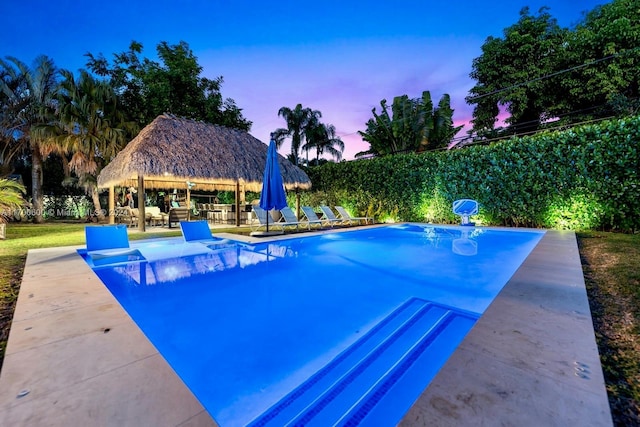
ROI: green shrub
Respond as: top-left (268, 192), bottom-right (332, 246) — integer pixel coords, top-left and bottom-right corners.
top-left (304, 115), bottom-right (640, 231)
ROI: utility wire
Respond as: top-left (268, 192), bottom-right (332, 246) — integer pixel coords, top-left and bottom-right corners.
top-left (467, 46), bottom-right (640, 102)
top-left (448, 115), bottom-right (617, 149)
top-left (445, 99), bottom-right (625, 146)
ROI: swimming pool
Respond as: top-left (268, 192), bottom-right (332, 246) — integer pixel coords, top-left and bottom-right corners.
top-left (80, 224), bottom-right (544, 426)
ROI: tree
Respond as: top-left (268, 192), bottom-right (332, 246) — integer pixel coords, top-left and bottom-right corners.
top-left (0, 56), bottom-right (58, 223)
top-left (357, 91), bottom-right (460, 157)
top-left (557, 0), bottom-right (640, 121)
top-left (53, 69), bottom-right (132, 220)
top-left (0, 178), bottom-right (26, 237)
top-left (274, 104), bottom-right (321, 166)
top-left (0, 65), bottom-right (26, 175)
top-left (466, 1), bottom-right (640, 137)
top-left (357, 95), bottom-right (422, 157)
top-left (86, 41), bottom-right (252, 131)
top-left (302, 122), bottom-right (345, 165)
top-left (427, 94), bottom-right (464, 150)
top-left (467, 7), bottom-right (567, 137)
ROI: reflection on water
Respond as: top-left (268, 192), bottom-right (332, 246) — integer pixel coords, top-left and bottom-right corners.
top-left (452, 228), bottom-right (483, 256)
top-left (112, 241), bottom-right (297, 286)
top-left (106, 225), bottom-right (489, 289)
top-left (393, 223), bottom-right (484, 256)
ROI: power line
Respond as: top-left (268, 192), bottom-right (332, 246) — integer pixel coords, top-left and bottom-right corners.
top-left (449, 115), bottom-right (617, 149)
top-left (446, 100), bottom-right (619, 146)
top-left (467, 46), bottom-right (640, 102)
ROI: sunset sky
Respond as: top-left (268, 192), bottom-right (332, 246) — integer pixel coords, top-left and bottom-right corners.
top-left (1, 0), bottom-right (606, 159)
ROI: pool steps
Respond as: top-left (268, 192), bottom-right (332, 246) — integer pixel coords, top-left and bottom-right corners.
top-left (248, 297), bottom-right (477, 426)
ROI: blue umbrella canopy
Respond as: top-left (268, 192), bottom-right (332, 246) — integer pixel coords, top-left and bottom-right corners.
top-left (259, 138), bottom-right (288, 212)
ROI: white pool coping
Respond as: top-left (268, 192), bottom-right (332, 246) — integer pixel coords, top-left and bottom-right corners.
top-left (0, 228), bottom-right (613, 426)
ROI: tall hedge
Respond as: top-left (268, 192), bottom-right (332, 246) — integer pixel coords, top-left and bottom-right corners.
top-left (305, 116), bottom-right (639, 232)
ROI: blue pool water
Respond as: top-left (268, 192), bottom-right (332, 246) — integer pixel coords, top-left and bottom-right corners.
top-left (80, 224), bottom-right (544, 426)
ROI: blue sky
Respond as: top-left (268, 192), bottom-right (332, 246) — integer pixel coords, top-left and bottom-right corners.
top-left (1, 0), bottom-right (606, 159)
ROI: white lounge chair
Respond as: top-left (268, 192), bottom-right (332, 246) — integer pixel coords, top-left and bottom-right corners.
top-left (299, 206), bottom-right (325, 230)
top-left (319, 205), bottom-right (349, 227)
top-left (250, 206), bottom-right (298, 233)
top-left (452, 199), bottom-right (479, 226)
top-left (279, 206), bottom-right (313, 231)
top-left (335, 206), bottom-right (374, 225)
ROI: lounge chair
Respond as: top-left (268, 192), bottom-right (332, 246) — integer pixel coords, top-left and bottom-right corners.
top-left (168, 207), bottom-right (189, 228)
top-left (250, 206), bottom-right (298, 233)
top-left (84, 224), bottom-right (144, 266)
top-left (300, 206), bottom-right (326, 229)
top-left (280, 206), bottom-right (319, 231)
top-left (452, 199), bottom-right (479, 226)
top-left (319, 205), bottom-right (349, 227)
top-left (335, 206), bottom-right (374, 225)
top-left (179, 220), bottom-right (230, 249)
top-left (179, 220), bottom-right (217, 242)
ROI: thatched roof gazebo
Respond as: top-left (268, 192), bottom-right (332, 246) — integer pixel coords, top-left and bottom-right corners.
top-left (98, 114), bottom-right (311, 230)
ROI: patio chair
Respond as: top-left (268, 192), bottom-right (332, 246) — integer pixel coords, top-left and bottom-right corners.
top-left (452, 199), bottom-right (478, 226)
top-left (180, 220), bottom-right (217, 242)
top-left (84, 224), bottom-right (144, 265)
top-left (145, 206), bottom-right (168, 227)
top-left (250, 206), bottom-right (298, 233)
top-left (114, 206), bottom-right (137, 227)
top-left (319, 205), bottom-right (349, 227)
top-left (179, 220), bottom-right (230, 249)
top-left (168, 207), bottom-right (189, 228)
top-left (335, 206), bottom-right (374, 225)
top-left (275, 206), bottom-right (307, 232)
top-left (300, 206), bottom-right (327, 229)
top-left (280, 206), bottom-right (319, 231)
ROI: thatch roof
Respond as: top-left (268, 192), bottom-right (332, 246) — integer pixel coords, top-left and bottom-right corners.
top-left (97, 114), bottom-right (311, 192)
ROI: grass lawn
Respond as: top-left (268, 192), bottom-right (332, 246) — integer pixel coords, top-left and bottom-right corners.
top-left (0, 223), bottom-right (637, 426)
top-left (578, 231), bottom-right (640, 426)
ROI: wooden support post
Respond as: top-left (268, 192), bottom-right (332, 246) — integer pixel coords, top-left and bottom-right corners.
top-left (108, 186), bottom-right (115, 224)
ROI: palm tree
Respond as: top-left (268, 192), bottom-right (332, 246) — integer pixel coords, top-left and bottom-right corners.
top-left (0, 177), bottom-right (26, 219)
top-left (0, 177), bottom-right (26, 238)
top-left (421, 93), bottom-right (463, 151)
top-left (274, 104), bottom-right (321, 166)
top-left (357, 96), bottom-right (419, 157)
top-left (54, 69), bottom-right (131, 221)
top-left (0, 66), bottom-right (25, 175)
top-left (0, 56), bottom-right (58, 223)
top-left (357, 91), bottom-right (462, 157)
top-left (302, 122), bottom-right (345, 165)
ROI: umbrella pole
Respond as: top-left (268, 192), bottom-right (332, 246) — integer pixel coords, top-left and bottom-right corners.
top-left (235, 181), bottom-right (241, 226)
top-left (137, 175), bottom-right (146, 232)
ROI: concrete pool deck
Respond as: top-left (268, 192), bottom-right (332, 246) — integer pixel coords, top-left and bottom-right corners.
top-left (0, 227), bottom-right (613, 426)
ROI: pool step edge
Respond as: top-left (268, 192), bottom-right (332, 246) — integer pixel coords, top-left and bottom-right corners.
top-left (248, 298), bottom-right (477, 427)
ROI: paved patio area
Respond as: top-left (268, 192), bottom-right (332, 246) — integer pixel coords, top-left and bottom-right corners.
top-left (0, 228), bottom-right (612, 426)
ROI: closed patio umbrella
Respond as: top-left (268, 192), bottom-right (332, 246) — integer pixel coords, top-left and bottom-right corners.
top-left (258, 136), bottom-right (287, 234)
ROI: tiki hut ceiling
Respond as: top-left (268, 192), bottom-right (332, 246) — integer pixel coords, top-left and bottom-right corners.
top-left (97, 114), bottom-right (312, 192)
